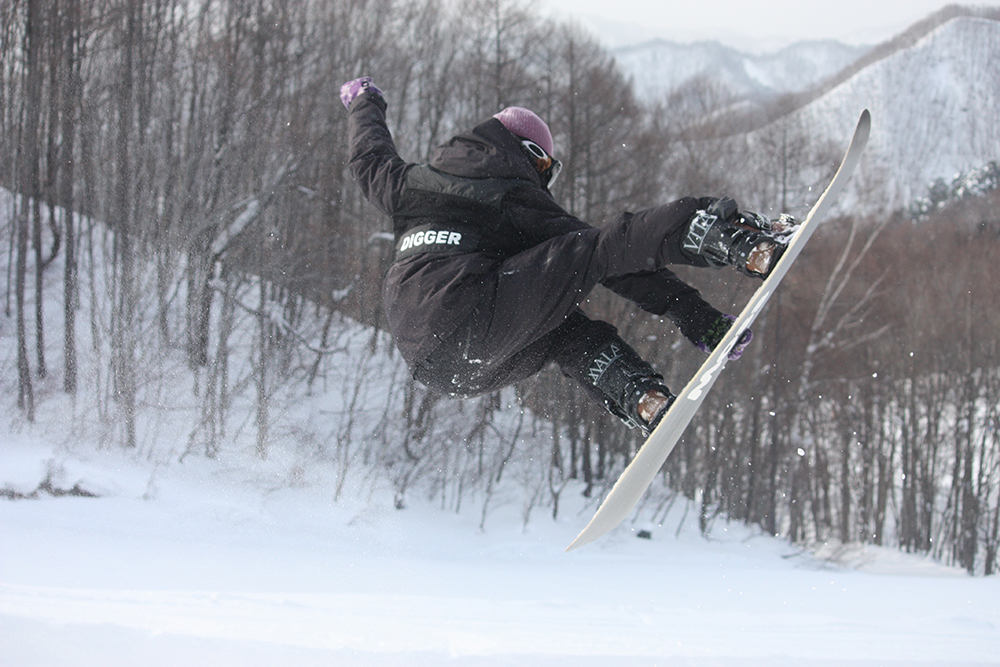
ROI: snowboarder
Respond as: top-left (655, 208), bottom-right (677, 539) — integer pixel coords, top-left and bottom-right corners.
top-left (341, 76), bottom-right (791, 434)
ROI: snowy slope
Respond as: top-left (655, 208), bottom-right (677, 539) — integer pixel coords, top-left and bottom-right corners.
top-left (2, 438), bottom-right (999, 667)
top-left (786, 16), bottom-right (1000, 213)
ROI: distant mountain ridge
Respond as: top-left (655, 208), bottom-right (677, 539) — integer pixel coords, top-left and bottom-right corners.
top-left (799, 5), bottom-right (1000, 104)
top-left (613, 38), bottom-right (870, 103)
top-left (612, 5), bottom-right (1000, 112)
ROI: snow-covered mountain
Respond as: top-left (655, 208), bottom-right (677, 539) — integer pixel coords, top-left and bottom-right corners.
top-left (613, 38), bottom-right (870, 102)
top-left (613, 9), bottom-right (999, 215)
top-left (785, 16), bottom-right (1000, 213)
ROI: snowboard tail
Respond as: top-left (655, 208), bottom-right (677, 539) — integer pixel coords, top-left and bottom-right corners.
top-left (567, 110), bottom-right (872, 552)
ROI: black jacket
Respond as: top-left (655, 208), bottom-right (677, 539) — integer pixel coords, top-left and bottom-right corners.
top-left (346, 90), bottom-right (719, 366)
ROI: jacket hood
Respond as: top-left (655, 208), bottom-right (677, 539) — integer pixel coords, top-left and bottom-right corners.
top-left (429, 119), bottom-right (542, 186)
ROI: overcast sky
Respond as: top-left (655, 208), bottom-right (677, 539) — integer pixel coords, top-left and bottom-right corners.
top-left (536, 0), bottom-right (1000, 50)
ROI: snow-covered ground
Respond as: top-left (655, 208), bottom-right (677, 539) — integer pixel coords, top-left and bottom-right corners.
top-left (2, 436), bottom-right (998, 667)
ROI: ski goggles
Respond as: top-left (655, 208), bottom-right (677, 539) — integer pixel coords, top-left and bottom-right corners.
top-left (521, 139), bottom-right (562, 188)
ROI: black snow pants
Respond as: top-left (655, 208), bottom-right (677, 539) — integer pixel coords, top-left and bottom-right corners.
top-left (410, 198), bottom-right (708, 402)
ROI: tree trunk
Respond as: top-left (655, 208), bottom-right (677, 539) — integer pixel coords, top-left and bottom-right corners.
top-left (16, 0), bottom-right (44, 420)
top-left (112, 0), bottom-right (139, 448)
top-left (61, 0), bottom-right (81, 395)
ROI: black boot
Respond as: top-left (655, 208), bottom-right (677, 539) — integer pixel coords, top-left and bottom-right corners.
top-left (681, 198), bottom-right (794, 279)
top-left (584, 340), bottom-right (676, 435)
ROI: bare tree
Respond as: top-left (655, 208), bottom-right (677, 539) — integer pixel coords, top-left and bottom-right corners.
top-left (14, 0), bottom-right (45, 420)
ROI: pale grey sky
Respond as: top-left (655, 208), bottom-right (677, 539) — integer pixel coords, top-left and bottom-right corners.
top-left (537, 0), bottom-right (1000, 50)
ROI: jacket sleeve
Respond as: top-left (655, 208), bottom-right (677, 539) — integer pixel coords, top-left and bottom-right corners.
top-left (503, 184), bottom-right (725, 343)
top-left (345, 90), bottom-right (411, 218)
top-left (596, 195), bottom-right (727, 345)
top-left (602, 269), bottom-right (723, 344)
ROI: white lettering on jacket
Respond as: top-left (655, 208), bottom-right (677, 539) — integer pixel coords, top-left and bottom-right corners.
top-left (399, 229), bottom-right (463, 252)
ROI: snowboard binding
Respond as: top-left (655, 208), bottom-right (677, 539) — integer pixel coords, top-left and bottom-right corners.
top-left (682, 198), bottom-right (797, 279)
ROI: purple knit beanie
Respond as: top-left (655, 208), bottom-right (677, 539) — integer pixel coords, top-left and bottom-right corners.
top-left (493, 107), bottom-right (554, 156)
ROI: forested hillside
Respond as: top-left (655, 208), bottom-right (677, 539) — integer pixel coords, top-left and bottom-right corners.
top-left (2, 0), bottom-right (998, 573)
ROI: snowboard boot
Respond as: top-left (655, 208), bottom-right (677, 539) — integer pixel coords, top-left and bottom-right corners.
top-left (682, 198), bottom-right (796, 279)
top-left (585, 340), bottom-right (676, 435)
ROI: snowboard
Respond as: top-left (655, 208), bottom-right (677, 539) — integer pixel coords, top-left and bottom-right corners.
top-left (567, 109), bottom-right (872, 552)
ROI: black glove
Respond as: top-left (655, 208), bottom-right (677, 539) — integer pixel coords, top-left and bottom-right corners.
top-left (678, 307), bottom-right (752, 361)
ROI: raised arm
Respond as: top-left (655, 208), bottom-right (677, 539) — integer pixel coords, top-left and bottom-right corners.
top-left (341, 77), bottom-right (411, 217)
